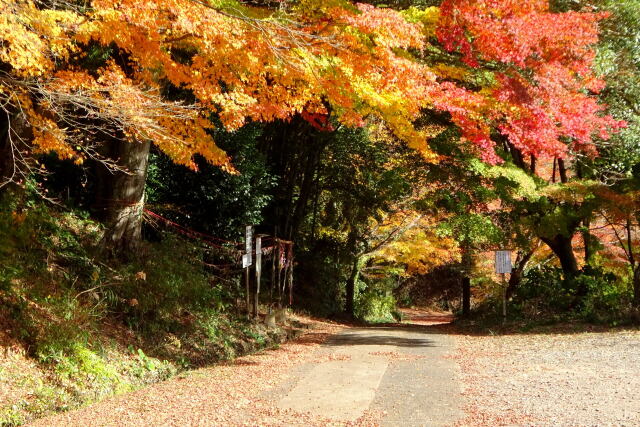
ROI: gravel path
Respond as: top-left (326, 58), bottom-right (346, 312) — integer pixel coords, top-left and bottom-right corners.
top-left (452, 328), bottom-right (640, 426)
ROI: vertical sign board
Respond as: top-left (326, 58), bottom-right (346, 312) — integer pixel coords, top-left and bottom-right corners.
top-left (245, 225), bottom-right (253, 266)
top-left (495, 250), bottom-right (512, 274)
top-left (255, 236), bottom-right (262, 276)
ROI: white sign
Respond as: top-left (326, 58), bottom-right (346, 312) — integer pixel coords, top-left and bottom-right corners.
top-left (255, 236), bottom-right (262, 275)
top-left (245, 225), bottom-right (253, 267)
top-left (242, 253), bottom-right (252, 269)
top-left (495, 250), bottom-right (512, 274)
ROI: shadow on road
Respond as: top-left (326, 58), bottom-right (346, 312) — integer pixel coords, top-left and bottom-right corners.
top-left (325, 332), bottom-right (435, 348)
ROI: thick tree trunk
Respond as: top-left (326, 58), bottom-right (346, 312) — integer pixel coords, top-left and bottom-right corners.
top-left (461, 276), bottom-right (471, 316)
top-left (530, 154), bottom-right (537, 175)
top-left (345, 258), bottom-right (360, 318)
top-left (95, 139), bottom-right (151, 258)
top-left (541, 235), bottom-right (578, 276)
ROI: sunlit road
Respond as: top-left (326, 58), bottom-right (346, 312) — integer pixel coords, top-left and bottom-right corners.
top-left (270, 310), bottom-right (461, 426)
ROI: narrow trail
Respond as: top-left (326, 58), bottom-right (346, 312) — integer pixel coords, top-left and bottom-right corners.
top-left (32, 310), bottom-right (460, 427)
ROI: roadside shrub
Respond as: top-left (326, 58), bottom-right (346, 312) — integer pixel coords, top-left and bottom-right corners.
top-left (355, 276), bottom-right (398, 322)
top-left (575, 268), bottom-right (631, 322)
top-left (511, 265), bottom-right (629, 323)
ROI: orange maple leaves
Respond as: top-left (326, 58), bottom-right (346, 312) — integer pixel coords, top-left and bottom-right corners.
top-left (0, 0), bottom-right (625, 173)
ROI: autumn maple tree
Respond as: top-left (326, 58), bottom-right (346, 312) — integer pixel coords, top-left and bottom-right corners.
top-left (1, 0), bottom-right (622, 260)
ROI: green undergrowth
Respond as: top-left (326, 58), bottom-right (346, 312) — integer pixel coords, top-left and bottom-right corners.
top-left (0, 192), bottom-right (286, 426)
top-left (455, 264), bottom-right (640, 335)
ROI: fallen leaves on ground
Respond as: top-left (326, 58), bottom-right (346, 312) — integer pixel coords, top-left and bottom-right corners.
top-left (31, 315), bottom-right (366, 427)
top-left (453, 328), bottom-right (640, 427)
top-left (368, 351), bottom-right (425, 361)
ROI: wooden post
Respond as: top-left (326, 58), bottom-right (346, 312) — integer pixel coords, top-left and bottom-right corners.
top-left (236, 275), bottom-right (241, 316)
top-left (270, 240), bottom-right (276, 304)
top-left (281, 245), bottom-right (289, 305)
top-left (244, 226), bottom-right (253, 318)
top-left (276, 241), bottom-right (282, 307)
top-left (495, 250), bottom-right (512, 324)
top-left (502, 273), bottom-right (507, 323)
top-left (254, 236), bottom-right (262, 319)
top-left (288, 247), bottom-right (294, 306)
top-left (245, 266), bottom-right (250, 318)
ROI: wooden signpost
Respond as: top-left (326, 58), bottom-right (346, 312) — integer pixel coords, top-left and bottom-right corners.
top-left (244, 226), bottom-right (253, 317)
top-left (495, 250), bottom-right (512, 322)
top-left (254, 235), bottom-right (262, 319)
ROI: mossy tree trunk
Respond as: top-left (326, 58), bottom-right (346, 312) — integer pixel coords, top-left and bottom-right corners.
top-left (95, 139), bottom-right (151, 258)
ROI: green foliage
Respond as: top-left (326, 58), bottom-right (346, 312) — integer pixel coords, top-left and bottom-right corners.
top-left (509, 266), bottom-right (631, 323)
top-left (0, 193), bottom-right (287, 424)
top-left (437, 213), bottom-right (502, 248)
top-left (594, 0), bottom-right (640, 176)
top-left (291, 125), bottom-right (421, 316)
top-left (354, 275), bottom-right (399, 322)
top-left (147, 123), bottom-right (275, 239)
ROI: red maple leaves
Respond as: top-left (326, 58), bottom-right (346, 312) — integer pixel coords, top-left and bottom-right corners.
top-left (436, 0), bottom-right (624, 163)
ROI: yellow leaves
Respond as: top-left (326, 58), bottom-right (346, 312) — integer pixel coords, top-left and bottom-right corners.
top-left (0, 0), bottom-right (79, 77)
top-left (541, 180), bottom-right (601, 204)
top-left (432, 64), bottom-right (469, 81)
top-left (370, 212), bottom-right (460, 276)
top-left (343, 4), bottom-right (425, 50)
top-left (402, 6), bottom-right (440, 37)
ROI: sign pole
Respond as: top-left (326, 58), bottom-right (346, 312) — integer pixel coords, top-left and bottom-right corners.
top-left (254, 236), bottom-right (262, 319)
top-left (244, 226), bottom-right (254, 318)
top-left (495, 250), bottom-right (512, 324)
top-left (502, 273), bottom-right (507, 323)
top-left (245, 265), bottom-right (250, 317)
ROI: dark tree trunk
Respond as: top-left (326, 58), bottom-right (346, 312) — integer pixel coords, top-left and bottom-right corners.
top-left (633, 266), bottom-right (640, 308)
top-left (462, 276), bottom-right (471, 316)
top-left (583, 216), bottom-right (593, 266)
top-left (530, 154), bottom-right (537, 175)
top-left (345, 257), bottom-right (360, 318)
top-left (95, 139), bottom-right (151, 258)
top-left (0, 112), bottom-right (12, 183)
top-left (541, 235), bottom-right (578, 276)
top-left (509, 144), bottom-right (526, 170)
top-left (506, 250), bottom-right (534, 299)
top-left (557, 158), bottom-right (568, 183)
